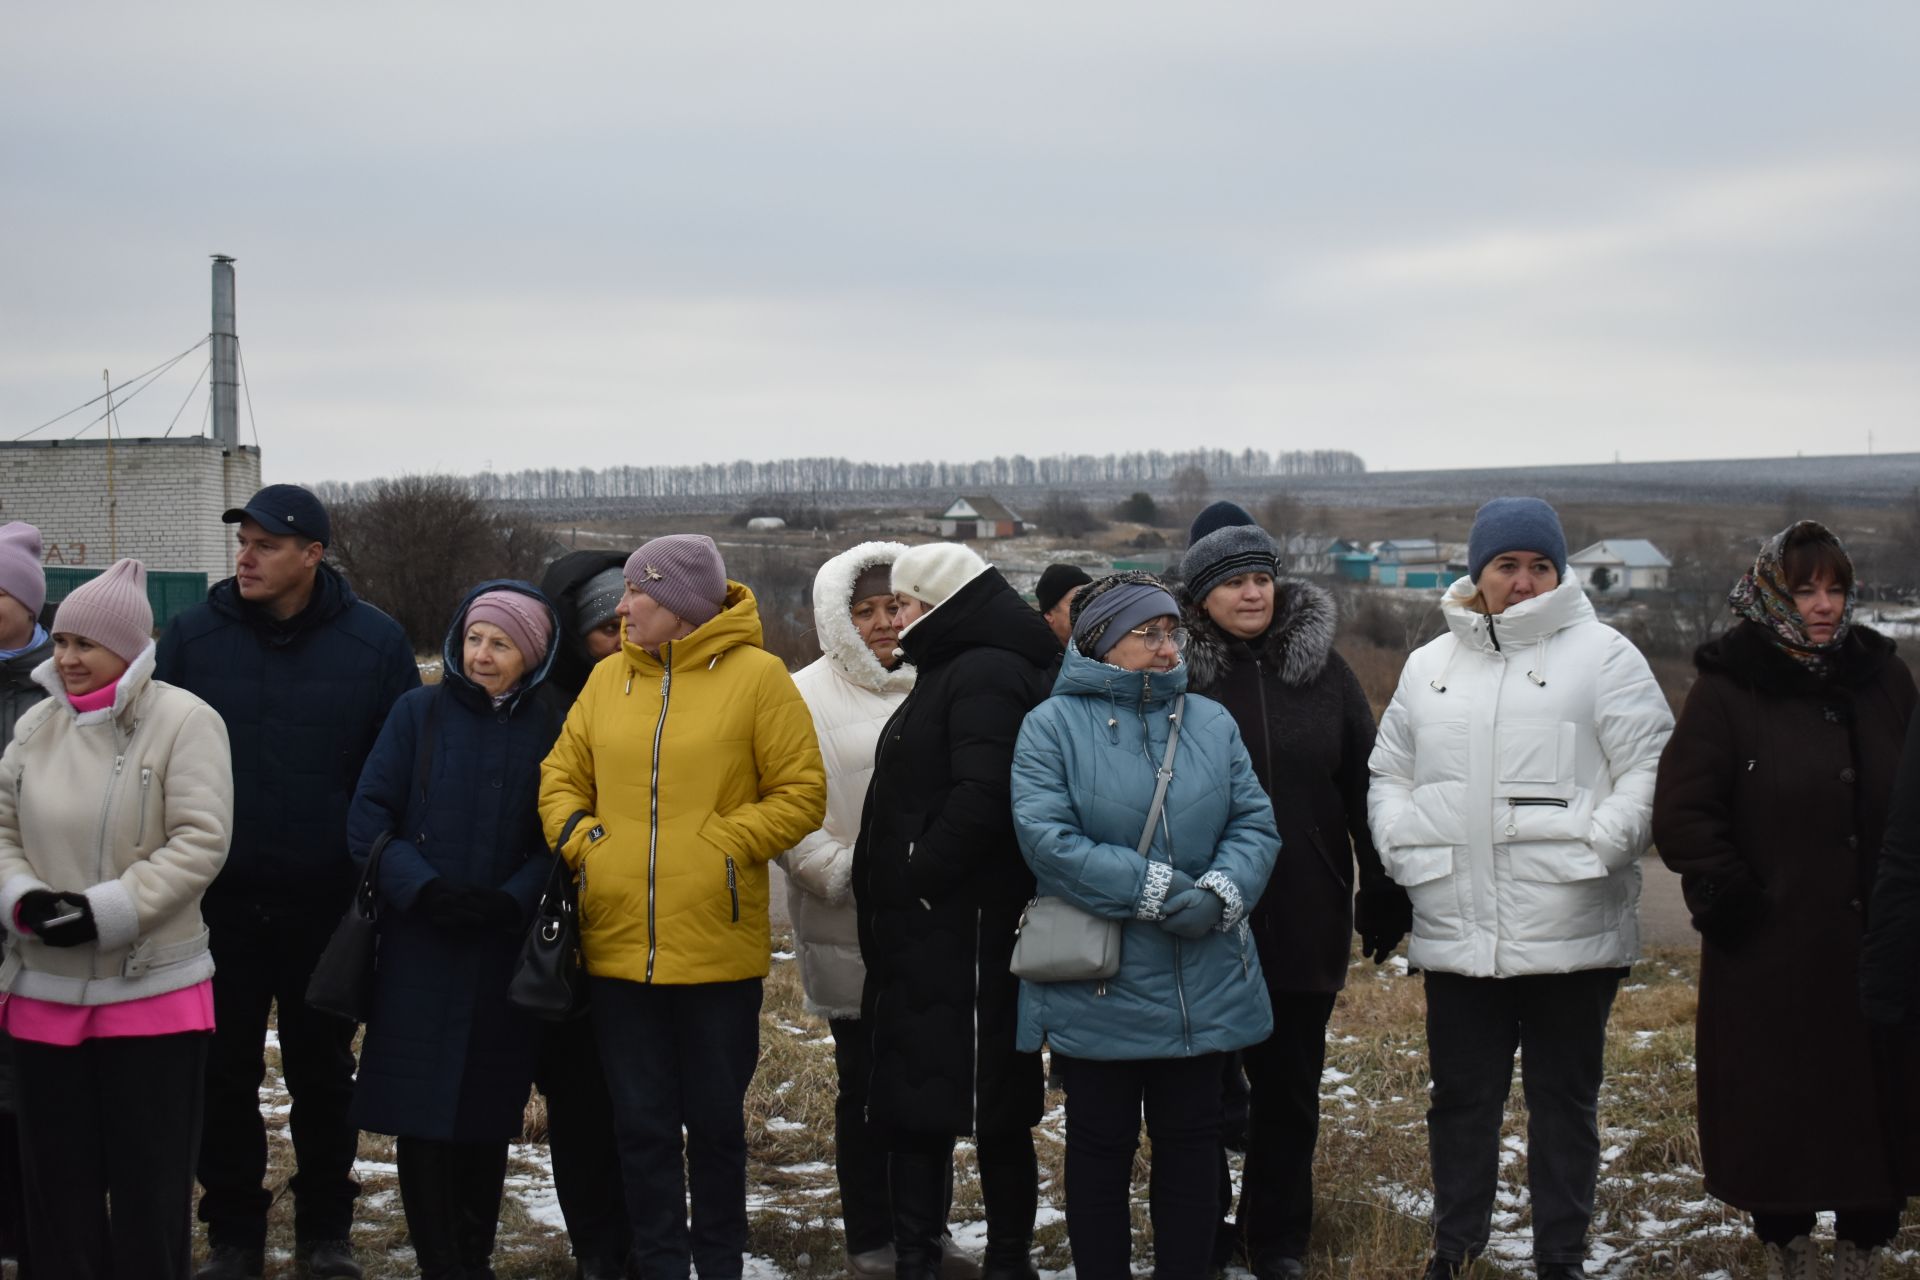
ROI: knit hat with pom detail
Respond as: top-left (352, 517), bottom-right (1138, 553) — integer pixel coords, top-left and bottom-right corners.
top-left (891, 543), bottom-right (988, 609)
top-left (625, 534), bottom-right (728, 628)
top-left (52, 558), bottom-right (152, 663)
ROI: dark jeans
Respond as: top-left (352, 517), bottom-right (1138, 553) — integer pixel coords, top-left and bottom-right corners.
top-left (890, 1128), bottom-right (1034, 1273)
top-left (1424, 969), bottom-right (1622, 1267)
top-left (592, 976), bottom-right (762, 1280)
top-left (1754, 1209), bottom-right (1903, 1248)
top-left (536, 1013), bottom-right (632, 1270)
top-left (830, 1017), bottom-right (893, 1256)
top-left (396, 1137), bottom-right (510, 1279)
top-left (14, 1031), bottom-right (209, 1279)
top-left (1234, 991), bottom-right (1338, 1265)
top-left (197, 898), bottom-right (361, 1252)
top-left (1062, 1053), bottom-right (1224, 1280)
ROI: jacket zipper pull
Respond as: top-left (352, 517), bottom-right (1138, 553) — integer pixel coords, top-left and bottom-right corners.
top-left (1503, 800), bottom-right (1517, 838)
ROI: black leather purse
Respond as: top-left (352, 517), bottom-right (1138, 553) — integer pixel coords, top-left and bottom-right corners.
top-left (305, 830), bottom-right (391, 1022)
top-left (508, 810), bottom-right (593, 1021)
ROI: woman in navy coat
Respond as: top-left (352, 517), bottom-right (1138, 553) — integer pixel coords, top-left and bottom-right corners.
top-left (347, 580), bottom-right (566, 1280)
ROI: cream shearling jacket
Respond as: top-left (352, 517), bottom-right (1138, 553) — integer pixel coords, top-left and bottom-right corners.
top-left (0, 643), bottom-right (233, 1004)
top-left (1367, 579), bottom-right (1672, 978)
top-left (779, 543), bottom-right (914, 1020)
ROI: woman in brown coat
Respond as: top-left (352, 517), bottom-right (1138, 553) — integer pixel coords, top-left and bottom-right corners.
top-left (1653, 521), bottom-right (1919, 1280)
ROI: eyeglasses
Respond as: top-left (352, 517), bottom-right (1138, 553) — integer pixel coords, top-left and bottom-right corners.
top-left (1126, 625), bottom-right (1190, 651)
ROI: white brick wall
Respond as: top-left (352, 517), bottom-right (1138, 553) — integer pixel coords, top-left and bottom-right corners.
top-left (0, 440), bottom-right (264, 582)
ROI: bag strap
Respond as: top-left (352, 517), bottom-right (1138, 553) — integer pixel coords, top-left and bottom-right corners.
top-left (415, 685), bottom-right (445, 807)
top-left (356, 830), bottom-right (394, 913)
top-left (536, 811), bottom-right (594, 913)
top-left (1134, 693), bottom-right (1185, 857)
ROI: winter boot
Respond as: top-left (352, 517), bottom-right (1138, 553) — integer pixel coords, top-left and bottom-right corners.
top-left (1763, 1235), bottom-right (1818, 1280)
top-left (195, 1245), bottom-right (266, 1280)
top-left (1419, 1257), bottom-right (1466, 1280)
top-left (937, 1236), bottom-right (983, 1280)
top-left (1834, 1239), bottom-right (1884, 1280)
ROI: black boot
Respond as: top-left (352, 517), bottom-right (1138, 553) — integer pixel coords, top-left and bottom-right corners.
top-left (975, 1130), bottom-right (1038, 1280)
top-left (889, 1143), bottom-right (950, 1280)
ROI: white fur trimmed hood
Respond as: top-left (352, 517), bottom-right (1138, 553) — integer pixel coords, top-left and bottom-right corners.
top-left (812, 542), bottom-right (915, 697)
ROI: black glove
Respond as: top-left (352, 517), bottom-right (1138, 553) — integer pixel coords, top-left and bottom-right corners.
top-left (1160, 887), bottom-right (1225, 939)
top-left (1354, 886), bottom-right (1413, 964)
top-left (416, 879), bottom-right (491, 932)
top-left (478, 890), bottom-right (523, 935)
top-left (1689, 872), bottom-right (1767, 951)
top-left (18, 891), bottom-right (97, 948)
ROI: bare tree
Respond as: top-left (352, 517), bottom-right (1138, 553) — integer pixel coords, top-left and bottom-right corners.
top-left (1171, 466), bottom-right (1210, 522)
top-left (329, 475), bottom-right (562, 652)
top-left (1037, 491), bottom-right (1107, 537)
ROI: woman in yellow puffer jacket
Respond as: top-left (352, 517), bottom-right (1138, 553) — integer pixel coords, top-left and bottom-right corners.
top-left (540, 533), bottom-right (825, 1280)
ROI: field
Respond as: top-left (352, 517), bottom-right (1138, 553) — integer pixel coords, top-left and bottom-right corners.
top-left (216, 941), bottom-right (1920, 1279)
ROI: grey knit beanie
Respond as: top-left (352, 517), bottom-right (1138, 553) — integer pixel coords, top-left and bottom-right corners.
top-left (1180, 524), bottom-right (1279, 603)
top-left (573, 566), bottom-right (626, 635)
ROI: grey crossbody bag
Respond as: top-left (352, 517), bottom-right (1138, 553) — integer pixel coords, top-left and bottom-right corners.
top-left (1010, 695), bottom-right (1184, 985)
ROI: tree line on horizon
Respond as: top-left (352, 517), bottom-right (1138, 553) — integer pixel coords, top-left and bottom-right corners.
top-left (310, 447), bottom-right (1365, 506)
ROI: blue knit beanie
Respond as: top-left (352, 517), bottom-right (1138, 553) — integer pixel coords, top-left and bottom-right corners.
top-left (1467, 497), bottom-right (1567, 582)
top-left (1188, 500), bottom-right (1257, 548)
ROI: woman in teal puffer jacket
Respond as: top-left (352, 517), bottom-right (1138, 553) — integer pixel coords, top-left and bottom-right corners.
top-left (1010, 573), bottom-right (1279, 1280)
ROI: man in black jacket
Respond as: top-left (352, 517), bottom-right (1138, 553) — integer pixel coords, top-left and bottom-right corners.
top-left (157, 485), bottom-right (419, 1280)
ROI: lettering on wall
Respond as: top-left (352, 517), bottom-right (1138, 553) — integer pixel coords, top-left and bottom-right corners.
top-left (42, 543), bottom-right (86, 566)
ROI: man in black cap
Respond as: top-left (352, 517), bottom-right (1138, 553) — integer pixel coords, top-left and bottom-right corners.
top-left (1034, 563), bottom-right (1092, 646)
top-left (158, 484), bottom-right (419, 1280)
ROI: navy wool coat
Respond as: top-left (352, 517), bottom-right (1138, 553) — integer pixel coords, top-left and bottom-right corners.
top-left (346, 581), bottom-right (565, 1143)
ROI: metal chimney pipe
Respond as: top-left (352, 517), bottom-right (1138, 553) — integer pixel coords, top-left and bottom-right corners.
top-left (210, 255), bottom-right (239, 448)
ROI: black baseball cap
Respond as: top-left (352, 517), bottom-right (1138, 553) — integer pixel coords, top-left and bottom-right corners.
top-left (223, 483), bottom-right (331, 546)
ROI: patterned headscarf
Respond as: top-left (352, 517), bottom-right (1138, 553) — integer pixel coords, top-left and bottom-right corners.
top-left (1727, 520), bottom-right (1856, 670)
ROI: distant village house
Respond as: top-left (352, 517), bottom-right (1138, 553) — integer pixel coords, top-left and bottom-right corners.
top-left (935, 496), bottom-right (1027, 539)
top-left (1568, 539), bottom-right (1671, 595)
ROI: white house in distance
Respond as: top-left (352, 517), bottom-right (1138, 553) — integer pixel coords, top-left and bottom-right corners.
top-left (1568, 539), bottom-right (1671, 594)
top-left (935, 496), bottom-right (1027, 539)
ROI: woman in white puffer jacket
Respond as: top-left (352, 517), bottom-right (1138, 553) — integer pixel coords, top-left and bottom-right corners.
top-left (778, 543), bottom-right (934, 1278)
top-left (1367, 498), bottom-right (1672, 1280)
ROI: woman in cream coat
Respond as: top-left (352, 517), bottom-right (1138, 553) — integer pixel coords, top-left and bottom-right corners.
top-left (1368, 500), bottom-right (1671, 1280)
top-left (0, 559), bottom-right (233, 1277)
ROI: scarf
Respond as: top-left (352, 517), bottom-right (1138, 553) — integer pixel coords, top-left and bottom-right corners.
top-left (1727, 520), bottom-right (1855, 672)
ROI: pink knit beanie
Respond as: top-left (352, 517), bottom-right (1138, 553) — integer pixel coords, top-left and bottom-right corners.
top-left (0, 523), bottom-right (46, 619)
top-left (464, 589), bottom-right (554, 667)
top-left (52, 559), bottom-right (152, 663)
top-left (625, 534), bottom-right (728, 627)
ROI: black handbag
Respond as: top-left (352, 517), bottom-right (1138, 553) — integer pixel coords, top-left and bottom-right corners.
top-left (306, 688), bottom-right (444, 1023)
top-left (508, 810), bottom-right (593, 1021)
top-left (304, 830), bottom-right (392, 1022)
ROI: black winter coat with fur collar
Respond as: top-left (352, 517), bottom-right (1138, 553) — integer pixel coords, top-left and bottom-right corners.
top-left (1183, 580), bottom-right (1393, 994)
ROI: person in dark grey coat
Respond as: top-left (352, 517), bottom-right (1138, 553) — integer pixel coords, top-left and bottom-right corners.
top-left (1179, 520), bottom-right (1408, 1278)
top-left (347, 581), bottom-right (565, 1280)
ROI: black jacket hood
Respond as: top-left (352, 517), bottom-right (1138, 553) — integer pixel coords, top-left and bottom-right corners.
top-left (539, 550), bottom-right (627, 700)
top-left (1694, 619), bottom-right (1897, 695)
top-left (896, 567), bottom-right (1061, 674)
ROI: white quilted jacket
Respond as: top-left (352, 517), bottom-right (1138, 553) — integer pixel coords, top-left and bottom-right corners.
top-left (1367, 578), bottom-right (1673, 977)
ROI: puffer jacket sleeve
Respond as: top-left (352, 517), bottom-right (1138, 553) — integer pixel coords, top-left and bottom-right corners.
top-left (1863, 709), bottom-right (1920, 1023)
top-left (1191, 719), bottom-right (1282, 929)
top-left (1366, 656), bottom-right (1422, 858)
top-left (1651, 674), bottom-right (1753, 912)
top-left (82, 699), bottom-right (234, 949)
top-left (540, 682), bottom-right (603, 867)
top-left (0, 715), bottom-right (54, 924)
top-left (1585, 633), bottom-right (1675, 870)
top-left (347, 690), bottom-right (439, 912)
top-left (1010, 703), bottom-right (1156, 919)
top-left (1336, 656), bottom-right (1392, 889)
top-left (700, 660), bottom-right (826, 866)
top-left (907, 663), bottom-right (1032, 901)
top-left (782, 826), bottom-right (854, 905)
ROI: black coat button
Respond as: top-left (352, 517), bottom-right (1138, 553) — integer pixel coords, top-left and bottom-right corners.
top-left (1850, 897), bottom-right (1864, 912)
top-left (1848, 836), bottom-right (1860, 850)
top-left (1840, 767), bottom-right (1857, 783)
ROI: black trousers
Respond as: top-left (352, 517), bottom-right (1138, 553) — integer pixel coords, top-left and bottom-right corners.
top-left (1424, 969), bottom-right (1621, 1267)
top-left (535, 1013), bottom-right (632, 1270)
top-left (1061, 1053), bottom-right (1223, 1280)
top-left (1234, 991), bottom-right (1339, 1265)
top-left (14, 1031), bottom-right (209, 1280)
top-left (396, 1136), bottom-right (510, 1279)
top-left (197, 898), bottom-right (361, 1252)
top-left (830, 1017), bottom-right (893, 1256)
top-left (592, 976), bottom-right (762, 1280)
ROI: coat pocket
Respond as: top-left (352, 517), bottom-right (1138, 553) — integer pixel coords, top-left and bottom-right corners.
top-left (1495, 720), bottom-right (1578, 802)
top-left (1503, 840), bottom-right (1616, 943)
top-left (1383, 845), bottom-right (1464, 940)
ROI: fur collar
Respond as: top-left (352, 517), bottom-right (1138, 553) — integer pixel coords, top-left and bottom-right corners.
top-left (1183, 578), bottom-right (1337, 690)
top-left (1695, 619), bottom-right (1896, 695)
top-left (30, 641), bottom-right (158, 728)
top-left (812, 542), bottom-right (915, 697)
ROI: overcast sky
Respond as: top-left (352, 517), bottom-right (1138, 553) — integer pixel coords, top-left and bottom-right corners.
top-left (4, 3), bottom-right (1917, 485)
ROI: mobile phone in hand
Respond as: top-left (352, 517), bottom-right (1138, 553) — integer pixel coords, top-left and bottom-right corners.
top-left (41, 907), bottom-right (84, 929)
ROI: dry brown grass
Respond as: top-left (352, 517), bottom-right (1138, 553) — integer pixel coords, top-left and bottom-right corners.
top-left (218, 943), bottom-right (1920, 1279)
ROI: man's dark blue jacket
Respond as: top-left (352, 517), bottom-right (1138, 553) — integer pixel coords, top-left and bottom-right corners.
top-left (156, 561), bottom-right (420, 914)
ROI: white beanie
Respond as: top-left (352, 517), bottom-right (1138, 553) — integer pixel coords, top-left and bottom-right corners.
top-left (891, 543), bottom-right (988, 609)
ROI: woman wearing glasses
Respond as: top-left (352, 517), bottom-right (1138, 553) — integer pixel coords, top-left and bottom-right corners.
top-left (1179, 515), bottom-right (1407, 1278)
top-left (1011, 572), bottom-right (1280, 1280)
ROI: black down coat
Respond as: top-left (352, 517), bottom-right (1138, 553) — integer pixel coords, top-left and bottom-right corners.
top-left (346, 581), bottom-right (566, 1143)
top-left (1654, 622), bottom-right (1920, 1211)
top-left (1183, 580), bottom-right (1398, 994)
top-left (156, 563), bottom-right (420, 914)
top-left (854, 567), bottom-right (1060, 1138)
